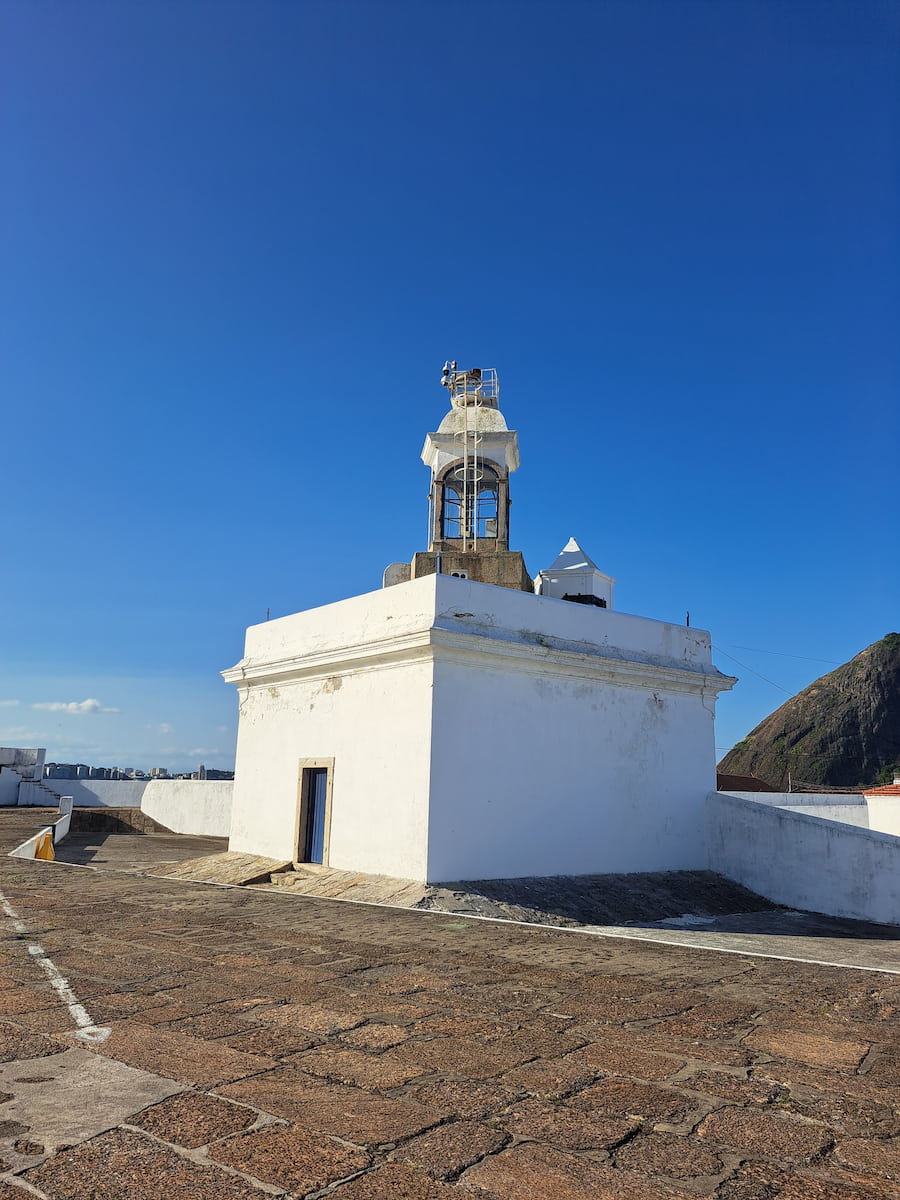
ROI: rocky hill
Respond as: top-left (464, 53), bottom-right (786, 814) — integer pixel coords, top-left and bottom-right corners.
top-left (718, 633), bottom-right (900, 790)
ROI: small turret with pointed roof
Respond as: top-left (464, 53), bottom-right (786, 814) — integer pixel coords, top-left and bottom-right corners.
top-left (536, 537), bottom-right (615, 609)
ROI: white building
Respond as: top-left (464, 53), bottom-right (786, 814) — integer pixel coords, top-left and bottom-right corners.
top-left (224, 366), bottom-right (736, 882)
top-left (0, 747), bottom-right (47, 808)
top-left (535, 537), bottom-right (615, 609)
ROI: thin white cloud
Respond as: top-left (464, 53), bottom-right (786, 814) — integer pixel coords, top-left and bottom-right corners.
top-left (157, 722), bottom-right (173, 735)
top-left (0, 699), bottom-right (20, 708)
top-left (187, 747), bottom-right (219, 757)
top-left (32, 698), bottom-right (119, 715)
top-left (0, 726), bottom-right (47, 741)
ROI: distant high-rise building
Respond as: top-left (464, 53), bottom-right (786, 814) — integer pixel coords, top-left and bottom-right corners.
top-left (44, 763), bottom-right (76, 779)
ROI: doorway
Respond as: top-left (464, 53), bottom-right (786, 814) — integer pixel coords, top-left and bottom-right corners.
top-left (296, 759), bottom-right (333, 865)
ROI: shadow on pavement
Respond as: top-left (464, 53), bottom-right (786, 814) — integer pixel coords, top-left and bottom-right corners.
top-left (424, 869), bottom-right (900, 945)
top-left (54, 832), bottom-right (229, 871)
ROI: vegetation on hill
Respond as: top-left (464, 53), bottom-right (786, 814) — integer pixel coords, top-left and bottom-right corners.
top-left (718, 634), bottom-right (900, 790)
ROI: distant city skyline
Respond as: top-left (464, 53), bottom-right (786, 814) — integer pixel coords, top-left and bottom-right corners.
top-left (43, 760), bottom-right (233, 781)
top-left (3, 1), bottom-right (897, 767)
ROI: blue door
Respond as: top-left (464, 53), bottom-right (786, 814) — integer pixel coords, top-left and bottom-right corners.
top-left (305, 768), bottom-right (328, 863)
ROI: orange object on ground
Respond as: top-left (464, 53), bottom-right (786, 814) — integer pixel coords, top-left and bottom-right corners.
top-left (34, 831), bottom-right (55, 860)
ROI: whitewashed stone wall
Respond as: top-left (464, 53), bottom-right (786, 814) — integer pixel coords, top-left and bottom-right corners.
top-left (0, 767), bottom-right (23, 807)
top-left (35, 779), bottom-right (150, 807)
top-left (0, 748), bottom-right (45, 780)
top-left (863, 796), bottom-right (900, 837)
top-left (721, 791), bottom-right (870, 830)
top-left (225, 574), bottom-right (734, 881)
top-left (707, 791), bottom-right (900, 926)
top-left (230, 659), bottom-right (433, 876)
top-left (37, 778), bottom-right (232, 837)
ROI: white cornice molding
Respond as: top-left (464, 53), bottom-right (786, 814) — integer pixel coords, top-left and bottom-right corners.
top-left (222, 620), bottom-right (736, 698)
top-left (429, 627), bottom-right (735, 695)
top-left (421, 431), bottom-right (520, 473)
top-left (222, 629), bottom-right (435, 687)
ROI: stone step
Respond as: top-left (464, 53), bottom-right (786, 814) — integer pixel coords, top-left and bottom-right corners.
top-left (152, 850), bottom-right (290, 886)
top-left (261, 865), bottom-right (428, 907)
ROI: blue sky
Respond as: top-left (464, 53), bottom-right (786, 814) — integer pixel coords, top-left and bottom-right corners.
top-left (2, 0), bottom-right (897, 774)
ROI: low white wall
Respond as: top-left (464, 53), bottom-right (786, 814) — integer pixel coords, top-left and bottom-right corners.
top-left (866, 797), bottom-right (900, 837)
top-left (141, 780), bottom-right (232, 837)
top-left (55, 796), bottom-right (74, 841)
top-left (9, 827), bottom-right (54, 860)
top-left (17, 781), bottom-right (63, 806)
top-left (35, 779), bottom-right (149, 807)
top-left (38, 778), bottom-right (232, 837)
top-left (0, 767), bottom-right (22, 807)
top-left (779, 804), bottom-right (869, 828)
top-left (707, 791), bottom-right (900, 926)
top-left (720, 791), bottom-right (870, 829)
top-left (721, 791), bottom-right (867, 808)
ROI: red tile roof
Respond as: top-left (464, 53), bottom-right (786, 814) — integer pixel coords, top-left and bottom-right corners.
top-left (717, 772), bottom-right (779, 792)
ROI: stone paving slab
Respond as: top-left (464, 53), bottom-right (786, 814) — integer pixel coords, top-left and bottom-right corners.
top-left (87, 1021), bottom-right (277, 1089)
top-left (460, 1140), bottom-right (697, 1199)
top-left (0, 1048), bottom-right (181, 1166)
top-left (128, 1090), bottom-right (260, 1147)
top-left (22, 1127), bottom-right (274, 1199)
top-left (269, 865), bottom-right (430, 908)
top-left (150, 850), bottom-right (289, 885)
top-left (329, 1162), bottom-right (462, 1198)
top-left (209, 1122), bottom-right (370, 1194)
top-left (2, 841), bottom-right (900, 1198)
top-left (217, 1067), bottom-right (449, 1144)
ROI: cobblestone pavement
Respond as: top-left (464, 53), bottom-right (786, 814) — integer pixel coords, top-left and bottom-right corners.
top-left (1, 846), bottom-right (900, 1198)
top-left (52, 826), bottom-right (900, 974)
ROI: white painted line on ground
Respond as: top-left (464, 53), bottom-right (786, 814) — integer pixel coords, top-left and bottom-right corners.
top-left (0, 889), bottom-right (111, 1043)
